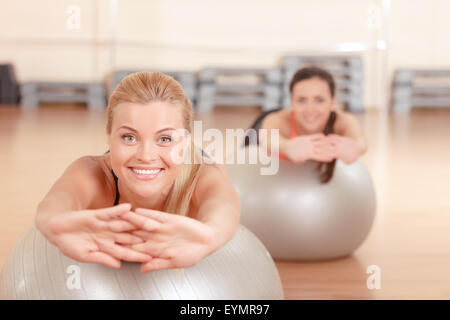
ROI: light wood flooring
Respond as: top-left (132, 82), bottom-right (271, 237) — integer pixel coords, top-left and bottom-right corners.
top-left (1, 104), bottom-right (449, 299)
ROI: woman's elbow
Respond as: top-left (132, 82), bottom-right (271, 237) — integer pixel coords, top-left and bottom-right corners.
top-left (358, 141), bottom-right (368, 156)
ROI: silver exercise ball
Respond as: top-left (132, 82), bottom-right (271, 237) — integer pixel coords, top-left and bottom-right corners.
top-left (0, 225), bottom-right (283, 300)
top-left (226, 149), bottom-right (376, 261)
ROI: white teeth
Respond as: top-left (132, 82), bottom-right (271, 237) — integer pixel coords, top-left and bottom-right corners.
top-left (132, 168), bottom-right (161, 175)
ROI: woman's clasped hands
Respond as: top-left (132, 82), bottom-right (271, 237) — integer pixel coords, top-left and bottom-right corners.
top-left (46, 203), bottom-right (215, 273)
top-left (284, 133), bottom-right (360, 164)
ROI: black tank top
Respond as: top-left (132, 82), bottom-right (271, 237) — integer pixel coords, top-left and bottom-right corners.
top-left (103, 150), bottom-right (120, 206)
top-left (112, 169), bottom-right (120, 205)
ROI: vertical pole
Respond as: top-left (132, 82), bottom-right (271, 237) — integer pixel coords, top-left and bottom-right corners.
top-left (380, 0), bottom-right (390, 115)
top-left (109, 0), bottom-right (118, 72)
top-left (372, 0), bottom-right (391, 232)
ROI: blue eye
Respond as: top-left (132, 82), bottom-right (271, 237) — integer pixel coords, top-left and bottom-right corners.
top-left (122, 134), bottom-right (136, 143)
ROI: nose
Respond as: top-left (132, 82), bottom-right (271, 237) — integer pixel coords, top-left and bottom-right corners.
top-left (304, 102), bottom-right (315, 114)
top-left (136, 141), bottom-right (158, 162)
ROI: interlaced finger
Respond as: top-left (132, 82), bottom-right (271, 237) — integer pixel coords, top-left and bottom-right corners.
top-left (94, 236), bottom-right (152, 263)
top-left (120, 212), bottom-right (162, 232)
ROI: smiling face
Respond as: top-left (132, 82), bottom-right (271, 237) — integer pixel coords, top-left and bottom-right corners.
top-left (107, 101), bottom-right (188, 200)
top-left (290, 77), bottom-right (336, 133)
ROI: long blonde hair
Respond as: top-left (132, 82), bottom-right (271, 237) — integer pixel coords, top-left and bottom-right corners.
top-left (106, 71), bottom-right (205, 216)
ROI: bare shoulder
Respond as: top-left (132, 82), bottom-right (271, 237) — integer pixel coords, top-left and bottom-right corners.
top-left (89, 154), bottom-right (114, 185)
top-left (59, 155), bottom-right (104, 182)
top-left (74, 155), bottom-right (111, 186)
top-left (190, 163), bottom-right (238, 210)
top-left (261, 109), bottom-right (291, 137)
top-left (46, 154), bottom-right (114, 209)
top-left (89, 154), bottom-right (116, 207)
top-left (334, 110), bottom-right (360, 134)
top-left (195, 163), bottom-right (231, 193)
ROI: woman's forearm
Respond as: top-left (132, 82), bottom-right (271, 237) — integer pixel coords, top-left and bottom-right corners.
top-left (278, 135), bottom-right (290, 156)
top-left (195, 198), bottom-right (240, 254)
top-left (357, 138), bottom-right (368, 156)
top-left (261, 130), bottom-right (289, 157)
top-left (35, 191), bottom-right (81, 238)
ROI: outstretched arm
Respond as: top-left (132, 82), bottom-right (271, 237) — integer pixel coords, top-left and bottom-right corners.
top-left (35, 156), bottom-right (151, 268)
top-left (190, 164), bottom-right (241, 252)
top-left (328, 112), bottom-right (368, 163)
top-left (336, 113), bottom-right (367, 153)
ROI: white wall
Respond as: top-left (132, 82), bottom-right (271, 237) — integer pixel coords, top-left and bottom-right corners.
top-left (1, 0), bottom-right (449, 109)
top-left (388, 0), bottom-right (450, 70)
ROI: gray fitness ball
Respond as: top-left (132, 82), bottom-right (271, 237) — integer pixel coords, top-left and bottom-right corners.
top-left (0, 225), bottom-right (283, 300)
top-left (226, 155), bottom-right (376, 261)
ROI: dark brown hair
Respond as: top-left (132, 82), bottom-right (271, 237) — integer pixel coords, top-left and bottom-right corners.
top-left (318, 111), bottom-right (337, 183)
top-left (290, 66), bottom-right (337, 183)
top-left (289, 66), bottom-right (336, 98)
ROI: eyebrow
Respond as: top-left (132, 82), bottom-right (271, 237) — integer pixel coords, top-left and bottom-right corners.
top-left (117, 125), bottom-right (176, 134)
top-left (297, 95), bottom-right (325, 99)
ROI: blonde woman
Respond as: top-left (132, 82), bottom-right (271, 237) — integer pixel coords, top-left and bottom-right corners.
top-left (35, 72), bottom-right (240, 273)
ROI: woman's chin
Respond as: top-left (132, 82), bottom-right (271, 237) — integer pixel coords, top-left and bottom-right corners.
top-left (302, 122), bottom-right (324, 134)
top-left (131, 187), bottom-right (165, 202)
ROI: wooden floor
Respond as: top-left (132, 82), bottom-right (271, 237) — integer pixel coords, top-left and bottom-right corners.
top-left (1, 104), bottom-right (450, 299)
